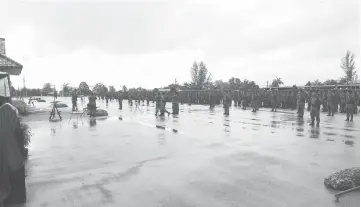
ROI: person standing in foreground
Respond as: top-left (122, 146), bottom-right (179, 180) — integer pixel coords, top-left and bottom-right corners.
top-left (172, 91), bottom-right (180, 115)
top-left (105, 93), bottom-right (109, 106)
top-left (271, 90), bottom-right (278, 112)
top-left (327, 90), bottom-right (335, 116)
top-left (297, 90), bottom-right (306, 117)
top-left (117, 91), bottom-right (123, 110)
top-left (345, 90), bottom-right (355, 121)
top-left (310, 92), bottom-right (321, 126)
top-left (71, 89), bottom-right (78, 112)
top-left (155, 92), bottom-right (161, 116)
top-left (223, 92), bottom-right (231, 115)
top-left (160, 92), bottom-right (170, 116)
top-left (88, 92), bottom-right (97, 117)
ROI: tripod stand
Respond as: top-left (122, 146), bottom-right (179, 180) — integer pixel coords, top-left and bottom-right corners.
top-left (49, 96), bottom-right (62, 121)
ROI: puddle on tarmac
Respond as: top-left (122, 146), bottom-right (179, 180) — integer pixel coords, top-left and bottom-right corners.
top-left (344, 140), bottom-right (354, 146)
top-left (341, 134), bottom-right (355, 139)
top-left (323, 132), bottom-right (337, 136)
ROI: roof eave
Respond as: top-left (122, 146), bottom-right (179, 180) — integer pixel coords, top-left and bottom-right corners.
top-left (0, 66), bottom-right (23, 75)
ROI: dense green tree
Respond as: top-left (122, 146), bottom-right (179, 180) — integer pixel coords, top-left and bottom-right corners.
top-left (42, 83), bottom-right (53, 94)
top-left (271, 77), bottom-right (284, 87)
top-left (92, 83), bottom-right (108, 96)
top-left (341, 51), bottom-right (357, 83)
top-left (189, 61), bottom-right (212, 90)
top-left (78, 81), bottom-right (90, 95)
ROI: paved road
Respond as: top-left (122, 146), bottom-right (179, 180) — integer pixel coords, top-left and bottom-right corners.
top-left (18, 97), bottom-right (360, 207)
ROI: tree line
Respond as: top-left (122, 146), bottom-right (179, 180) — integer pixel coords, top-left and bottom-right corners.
top-left (12, 50), bottom-right (359, 97)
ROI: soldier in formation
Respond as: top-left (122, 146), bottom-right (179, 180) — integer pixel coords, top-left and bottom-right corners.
top-left (326, 90), bottom-right (335, 116)
top-left (271, 90), bottom-right (278, 112)
top-left (117, 91), bottom-right (123, 110)
top-left (159, 92), bottom-right (171, 116)
top-left (172, 91), bottom-right (180, 115)
top-left (310, 91), bottom-right (321, 126)
top-left (223, 92), bottom-right (231, 115)
top-left (345, 90), bottom-right (355, 121)
top-left (251, 92), bottom-right (259, 112)
top-left (297, 90), bottom-right (305, 117)
top-left (155, 92), bottom-right (161, 116)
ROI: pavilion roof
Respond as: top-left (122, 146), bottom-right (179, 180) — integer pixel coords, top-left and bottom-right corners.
top-left (0, 54), bottom-right (23, 75)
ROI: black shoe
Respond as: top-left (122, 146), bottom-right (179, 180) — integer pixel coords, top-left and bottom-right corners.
top-left (350, 119), bottom-right (353, 122)
top-left (327, 114), bottom-right (331, 116)
top-left (316, 122), bottom-right (319, 127)
top-left (309, 122), bottom-right (314, 126)
top-left (345, 119), bottom-right (349, 121)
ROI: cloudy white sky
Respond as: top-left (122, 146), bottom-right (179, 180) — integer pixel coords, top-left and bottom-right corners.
top-left (1, 0), bottom-right (359, 90)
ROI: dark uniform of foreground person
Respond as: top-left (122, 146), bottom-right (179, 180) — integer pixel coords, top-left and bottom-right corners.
top-left (105, 93), bottom-right (109, 106)
top-left (310, 92), bottom-right (321, 126)
top-left (271, 90), bottom-right (278, 112)
top-left (155, 92), bottom-right (161, 116)
top-left (128, 93), bottom-right (133, 106)
top-left (117, 92), bottom-right (123, 110)
top-left (146, 93), bottom-right (150, 106)
top-left (172, 92), bottom-right (180, 115)
top-left (345, 90), bottom-right (355, 121)
top-left (297, 90), bottom-right (305, 117)
top-left (327, 90), bottom-right (335, 116)
top-left (223, 92), bottom-right (231, 115)
top-left (160, 92), bottom-right (170, 116)
top-left (340, 91), bottom-right (346, 113)
top-left (71, 89), bottom-right (78, 112)
top-left (88, 93), bottom-right (97, 117)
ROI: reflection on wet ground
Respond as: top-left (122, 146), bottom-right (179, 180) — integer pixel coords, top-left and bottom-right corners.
top-left (20, 97), bottom-right (360, 207)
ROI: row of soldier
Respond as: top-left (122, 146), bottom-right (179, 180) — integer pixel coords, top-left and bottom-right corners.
top-left (221, 88), bottom-right (359, 125)
top-left (95, 88), bottom-right (359, 122)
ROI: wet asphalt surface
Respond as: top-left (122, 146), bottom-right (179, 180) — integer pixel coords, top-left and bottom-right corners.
top-left (18, 97), bottom-right (359, 207)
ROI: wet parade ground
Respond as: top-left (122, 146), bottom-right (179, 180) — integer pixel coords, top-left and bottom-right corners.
top-left (18, 98), bottom-right (360, 207)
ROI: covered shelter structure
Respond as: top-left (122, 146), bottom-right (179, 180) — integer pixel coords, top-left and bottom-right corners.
top-left (0, 38), bottom-right (23, 105)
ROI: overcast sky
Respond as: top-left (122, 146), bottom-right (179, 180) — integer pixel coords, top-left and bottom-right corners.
top-left (1, 0), bottom-right (359, 91)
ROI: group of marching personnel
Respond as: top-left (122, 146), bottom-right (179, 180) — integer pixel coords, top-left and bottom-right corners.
top-left (114, 91), bottom-right (180, 117)
top-left (95, 86), bottom-right (359, 125)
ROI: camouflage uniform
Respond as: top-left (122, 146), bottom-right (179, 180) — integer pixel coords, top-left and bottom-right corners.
top-left (223, 93), bottom-right (231, 115)
top-left (310, 92), bottom-right (321, 126)
top-left (251, 92), bottom-right (259, 112)
top-left (297, 91), bottom-right (305, 117)
top-left (345, 92), bottom-right (354, 121)
top-left (327, 90), bottom-right (335, 116)
top-left (172, 92), bottom-right (180, 115)
top-left (118, 92), bottom-right (123, 110)
top-left (271, 91), bottom-right (278, 112)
